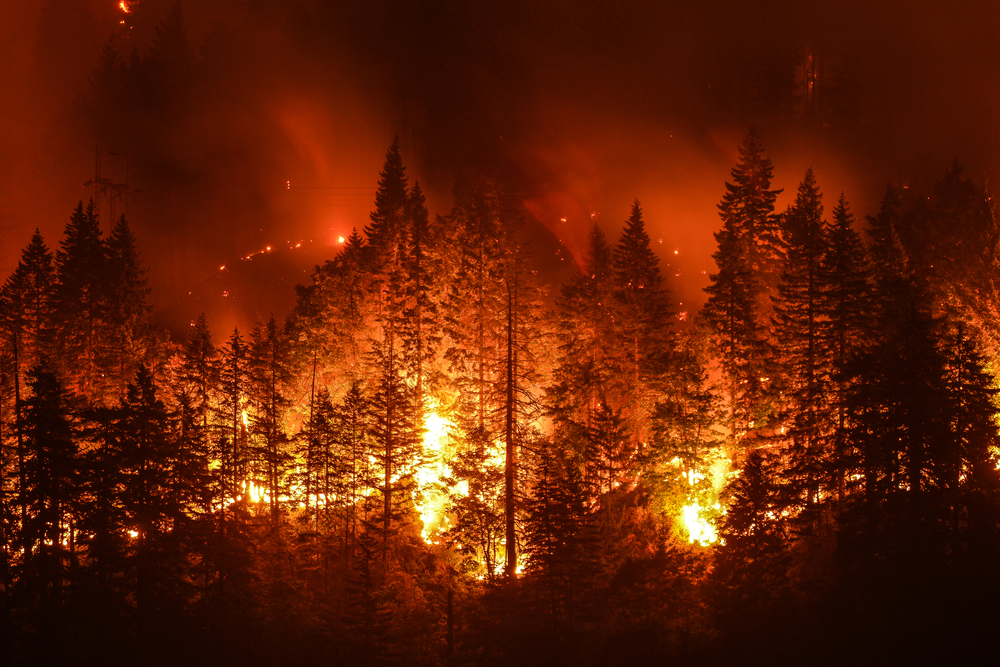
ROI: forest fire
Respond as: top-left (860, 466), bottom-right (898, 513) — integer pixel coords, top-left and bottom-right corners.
top-left (415, 399), bottom-right (457, 543)
top-left (681, 501), bottom-right (718, 546)
top-left (3, 2), bottom-right (1000, 664)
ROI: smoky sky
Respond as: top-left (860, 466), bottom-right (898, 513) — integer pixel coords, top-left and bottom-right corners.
top-left (2, 0), bottom-right (998, 336)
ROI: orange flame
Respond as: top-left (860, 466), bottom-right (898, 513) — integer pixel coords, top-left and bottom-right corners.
top-left (119, 1), bottom-right (131, 13)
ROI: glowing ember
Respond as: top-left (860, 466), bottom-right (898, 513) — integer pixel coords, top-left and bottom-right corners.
top-left (119, 1), bottom-right (131, 13)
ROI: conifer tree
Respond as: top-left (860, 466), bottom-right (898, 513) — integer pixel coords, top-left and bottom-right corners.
top-left (176, 313), bottom-right (217, 430)
top-left (217, 328), bottom-right (250, 518)
top-left (17, 363), bottom-right (78, 652)
top-left (644, 332), bottom-right (722, 530)
top-left (369, 343), bottom-right (421, 571)
top-left (365, 137), bottom-right (409, 267)
top-left (75, 404), bottom-right (128, 630)
top-left (440, 169), bottom-right (504, 434)
top-left (549, 224), bottom-right (619, 436)
top-left (104, 214), bottom-right (151, 396)
top-left (703, 131), bottom-right (781, 446)
top-left (524, 439), bottom-right (598, 633)
top-left (332, 381), bottom-right (375, 562)
top-left (611, 201), bottom-right (673, 451)
top-left (711, 450), bottom-right (790, 641)
top-left (772, 169), bottom-right (830, 504)
top-left (1, 231), bottom-right (57, 533)
top-left (820, 194), bottom-right (872, 505)
top-left (117, 366), bottom-right (187, 634)
top-left (248, 317), bottom-right (292, 523)
top-left (53, 200), bottom-right (107, 397)
top-left (0, 230), bottom-right (56, 376)
top-left (401, 181), bottom-right (441, 423)
top-left (717, 129), bottom-right (784, 287)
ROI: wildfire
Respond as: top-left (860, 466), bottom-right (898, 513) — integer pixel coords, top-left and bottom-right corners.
top-left (119, 1), bottom-right (131, 13)
top-left (415, 399), bottom-right (458, 543)
top-left (673, 454), bottom-right (731, 547)
top-left (681, 501), bottom-right (719, 546)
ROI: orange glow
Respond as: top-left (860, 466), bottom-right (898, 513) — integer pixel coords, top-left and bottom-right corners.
top-left (119, 1), bottom-right (131, 13)
top-left (415, 399), bottom-right (455, 543)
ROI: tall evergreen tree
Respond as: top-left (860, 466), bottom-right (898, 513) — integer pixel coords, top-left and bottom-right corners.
top-left (711, 450), bottom-right (790, 646)
top-left (717, 128), bottom-right (784, 286)
top-left (369, 343), bottom-right (421, 571)
top-left (16, 363), bottom-right (78, 657)
top-left (53, 200), bottom-right (107, 397)
top-left (772, 169), bottom-right (831, 504)
top-left (332, 381), bottom-right (375, 563)
top-left (549, 224), bottom-right (619, 435)
top-left (611, 201), bottom-right (673, 452)
top-left (703, 131), bottom-right (782, 447)
top-left (104, 214), bottom-right (151, 397)
top-left (248, 317), bottom-right (292, 524)
top-left (117, 366), bottom-right (188, 636)
top-left (0, 230), bottom-right (56, 378)
top-left (400, 181), bottom-right (442, 424)
top-left (176, 313), bottom-right (217, 430)
top-left (819, 194), bottom-right (872, 506)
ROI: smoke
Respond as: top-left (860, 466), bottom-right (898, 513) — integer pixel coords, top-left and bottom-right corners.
top-left (1, 0), bottom-right (997, 335)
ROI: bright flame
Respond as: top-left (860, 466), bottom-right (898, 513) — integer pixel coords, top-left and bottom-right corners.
top-left (672, 454), bottom-right (731, 547)
top-left (241, 410), bottom-right (250, 429)
top-left (681, 501), bottom-right (718, 546)
top-left (415, 400), bottom-right (454, 543)
top-left (119, 1), bottom-right (131, 13)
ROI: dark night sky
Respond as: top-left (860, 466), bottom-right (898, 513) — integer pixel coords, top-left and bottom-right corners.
top-left (2, 0), bottom-right (998, 336)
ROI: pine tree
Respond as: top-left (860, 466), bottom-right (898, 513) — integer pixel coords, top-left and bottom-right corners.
top-left (703, 132), bottom-right (781, 446)
top-left (1, 231), bottom-right (57, 536)
top-left (549, 224), bottom-right (620, 436)
top-left (117, 366), bottom-right (187, 635)
top-left (438, 169), bottom-right (542, 581)
top-left (369, 343), bottom-right (421, 571)
top-left (711, 450), bottom-right (790, 643)
top-left (248, 317), bottom-right (292, 524)
top-left (440, 168), bottom-right (504, 434)
top-left (53, 200), bottom-right (107, 397)
top-left (17, 363), bottom-right (79, 655)
top-left (643, 331), bottom-right (723, 536)
top-left (772, 169), bottom-right (830, 505)
top-left (365, 137), bottom-right (409, 266)
top-left (611, 201), bottom-right (673, 452)
top-left (0, 230), bottom-right (56, 376)
top-left (717, 128), bottom-right (784, 287)
top-left (332, 381), bottom-right (375, 564)
top-left (104, 215), bottom-right (151, 397)
top-left (217, 328), bottom-right (250, 520)
top-left (176, 313), bottom-right (217, 430)
top-left (400, 181), bottom-right (442, 423)
top-left (75, 403), bottom-right (129, 626)
top-left (820, 193), bottom-right (872, 506)
top-left (524, 439), bottom-right (598, 635)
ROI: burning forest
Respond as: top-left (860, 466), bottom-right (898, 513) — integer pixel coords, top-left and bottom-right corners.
top-left (3, 1), bottom-right (1000, 666)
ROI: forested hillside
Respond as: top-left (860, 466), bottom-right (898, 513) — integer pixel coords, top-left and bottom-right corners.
top-left (2, 135), bottom-right (1000, 666)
